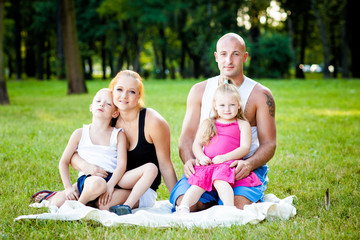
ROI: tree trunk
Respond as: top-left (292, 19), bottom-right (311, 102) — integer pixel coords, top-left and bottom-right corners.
top-left (311, 0), bottom-right (330, 79)
top-left (101, 37), bottom-right (106, 80)
top-left (329, 22), bottom-right (338, 78)
top-left (348, 0), bottom-right (360, 78)
top-left (133, 36), bottom-right (142, 74)
top-left (0, 0), bottom-right (9, 104)
top-left (88, 57), bottom-right (93, 80)
top-left (341, 23), bottom-right (349, 79)
top-left (115, 22), bottom-right (128, 75)
top-left (152, 42), bottom-right (160, 78)
top-left (46, 40), bottom-right (51, 80)
top-left (159, 27), bottom-right (167, 79)
top-left (191, 54), bottom-right (201, 79)
top-left (56, 0), bottom-right (66, 79)
top-left (170, 65), bottom-right (175, 79)
top-left (180, 40), bottom-right (186, 78)
top-left (14, 0), bottom-right (22, 80)
top-left (25, 34), bottom-right (37, 78)
top-left (341, 16), bottom-right (349, 79)
top-left (60, 0), bottom-right (87, 94)
top-left (82, 56), bottom-right (92, 80)
top-left (179, 10), bottom-right (187, 78)
top-left (7, 54), bottom-right (13, 78)
top-left (297, 13), bottom-right (308, 79)
top-left (37, 38), bottom-right (44, 80)
top-left (116, 47), bottom-right (126, 74)
top-left (108, 49), bottom-right (114, 78)
top-left (248, 25), bottom-right (260, 78)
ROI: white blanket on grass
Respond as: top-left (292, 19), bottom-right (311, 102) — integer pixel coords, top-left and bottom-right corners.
top-left (15, 194), bottom-right (296, 228)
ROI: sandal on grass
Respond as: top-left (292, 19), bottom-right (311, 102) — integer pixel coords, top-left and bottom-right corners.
top-left (30, 190), bottom-right (57, 203)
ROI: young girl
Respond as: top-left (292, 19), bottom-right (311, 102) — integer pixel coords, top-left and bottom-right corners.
top-left (58, 88), bottom-right (158, 215)
top-left (176, 82), bottom-right (262, 213)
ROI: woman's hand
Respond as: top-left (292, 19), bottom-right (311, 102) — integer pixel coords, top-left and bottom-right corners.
top-left (71, 153), bottom-right (108, 178)
top-left (65, 187), bottom-right (79, 200)
top-left (99, 185), bottom-right (114, 206)
top-left (84, 164), bottom-right (108, 178)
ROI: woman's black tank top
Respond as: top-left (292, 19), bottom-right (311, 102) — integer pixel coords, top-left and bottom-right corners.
top-left (126, 108), bottom-right (161, 191)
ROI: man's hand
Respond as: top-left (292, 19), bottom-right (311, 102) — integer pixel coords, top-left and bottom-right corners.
top-left (83, 164), bottom-right (108, 178)
top-left (183, 159), bottom-right (196, 178)
top-left (230, 160), bottom-right (251, 180)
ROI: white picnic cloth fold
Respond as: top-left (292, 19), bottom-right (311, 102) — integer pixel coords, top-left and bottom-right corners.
top-left (15, 194), bottom-right (296, 228)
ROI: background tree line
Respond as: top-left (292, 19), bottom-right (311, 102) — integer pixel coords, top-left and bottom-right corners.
top-left (1, 0), bottom-right (359, 104)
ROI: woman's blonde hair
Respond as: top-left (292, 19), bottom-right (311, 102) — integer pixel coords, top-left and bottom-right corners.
top-left (108, 70), bottom-right (145, 108)
top-left (201, 81), bottom-right (247, 145)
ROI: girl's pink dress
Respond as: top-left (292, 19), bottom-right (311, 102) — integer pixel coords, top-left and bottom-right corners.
top-left (188, 121), bottom-right (261, 192)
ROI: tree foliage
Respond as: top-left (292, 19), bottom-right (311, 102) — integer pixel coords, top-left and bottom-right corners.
top-left (1, 0), bottom-right (358, 85)
top-left (249, 32), bottom-right (293, 78)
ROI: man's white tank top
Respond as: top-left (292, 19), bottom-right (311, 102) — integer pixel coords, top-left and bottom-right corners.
top-left (200, 75), bottom-right (259, 159)
top-left (77, 124), bottom-right (123, 177)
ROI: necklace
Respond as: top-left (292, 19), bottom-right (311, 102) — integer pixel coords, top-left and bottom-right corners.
top-left (120, 118), bottom-right (132, 132)
top-left (218, 76), bottom-right (244, 88)
top-left (119, 111), bottom-right (139, 133)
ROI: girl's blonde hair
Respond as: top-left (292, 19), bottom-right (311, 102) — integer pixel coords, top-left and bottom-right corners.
top-left (201, 81), bottom-right (247, 145)
top-left (108, 70), bottom-right (145, 108)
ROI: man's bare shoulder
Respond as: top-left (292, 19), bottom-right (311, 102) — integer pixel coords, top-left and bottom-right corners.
top-left (252, 83), bottom-right (275, 117)
top-left (188, 80), bottom-right (208, 101)
top-left (249, 82), bottom-right (274, 105)
top-left (252, 82), bottom-right (273, 96)
top-left (245, 82), bottom-right (275, 123)
top-left (191, 80), bottom-right (207, 93)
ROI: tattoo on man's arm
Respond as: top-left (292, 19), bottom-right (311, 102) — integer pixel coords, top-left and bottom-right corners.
top-left (264, 93), bottom-right (275, 117)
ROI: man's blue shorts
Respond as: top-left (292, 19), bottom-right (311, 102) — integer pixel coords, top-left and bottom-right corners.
top-left (169, 164), bottom-right (269, 212)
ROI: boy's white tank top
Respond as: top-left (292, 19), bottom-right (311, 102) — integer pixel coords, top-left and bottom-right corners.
top-left (77, 124), bottom-right (123, 176)
top-left (200, 75), bottom-right (259, 159)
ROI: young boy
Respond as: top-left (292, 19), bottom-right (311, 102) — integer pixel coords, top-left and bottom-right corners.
top-left (58, 88), bottom-right (127, 208)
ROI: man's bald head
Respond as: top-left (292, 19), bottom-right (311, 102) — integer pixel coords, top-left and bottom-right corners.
top-left (216, 33), bottom-right (246, 52)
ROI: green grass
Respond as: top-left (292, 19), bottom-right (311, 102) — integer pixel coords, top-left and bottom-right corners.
top-left (1, 78), bottom-right (359, 239)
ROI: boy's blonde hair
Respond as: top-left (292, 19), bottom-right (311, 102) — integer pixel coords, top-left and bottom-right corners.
top-left (201, 81), bottom-right (247, 145)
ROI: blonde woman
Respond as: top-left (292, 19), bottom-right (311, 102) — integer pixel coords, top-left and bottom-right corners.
top-left (32, 70), bottom-right (178, 216)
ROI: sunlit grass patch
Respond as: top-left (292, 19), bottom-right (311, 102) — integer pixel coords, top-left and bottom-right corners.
top-left (1, 78), bottom-right (360, 238)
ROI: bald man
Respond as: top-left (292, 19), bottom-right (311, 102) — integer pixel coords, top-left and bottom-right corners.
top-left (170, 33), bottom-right (276, 211)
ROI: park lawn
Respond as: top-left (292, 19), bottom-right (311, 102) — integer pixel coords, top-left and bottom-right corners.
top-left (0, 78), bottom-right (359, 239)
